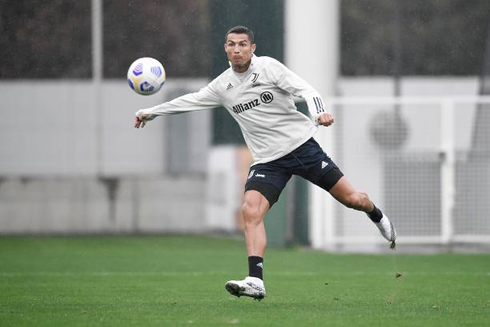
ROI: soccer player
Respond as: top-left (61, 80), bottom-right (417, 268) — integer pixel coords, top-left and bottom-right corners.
top-left (134, 26), bottom-right (397, 301)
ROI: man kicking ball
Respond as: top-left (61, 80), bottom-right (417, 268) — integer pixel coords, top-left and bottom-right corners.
top-left (134, 26), bottom-right (397, 301)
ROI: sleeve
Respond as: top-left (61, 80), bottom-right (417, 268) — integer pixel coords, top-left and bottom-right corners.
top-left (266, 58), bottom-right (326, 122)
top-left (135, 80), bottom-right (222, 119)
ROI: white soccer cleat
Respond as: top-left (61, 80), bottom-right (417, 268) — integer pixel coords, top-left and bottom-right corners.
top-left (375, 215), bottom-right (397, 243)
top-left (225, 276), bottom-right (266, 300)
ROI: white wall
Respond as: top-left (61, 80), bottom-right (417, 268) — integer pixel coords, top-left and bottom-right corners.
top-left (0, 176), bottom-right (206, 234)
top-left (0, 79), bottom-right (208, 176)
top-left (0, 79), bottom-right (211, 234)
top-left (0, 77), bottom-right (481, 234)
top-left (338, 77), bottom-right (479, 151)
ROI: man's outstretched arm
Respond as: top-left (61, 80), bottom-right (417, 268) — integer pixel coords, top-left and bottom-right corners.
top-left (134, 82), bottom-right (221, 129)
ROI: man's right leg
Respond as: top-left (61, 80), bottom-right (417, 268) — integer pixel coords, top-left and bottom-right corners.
top-left (242, 190), bottom-right (270, 258)
top-left (225, 190), bottom-right (270, 300)
top-left (225, 160), bottom-right (290, 300)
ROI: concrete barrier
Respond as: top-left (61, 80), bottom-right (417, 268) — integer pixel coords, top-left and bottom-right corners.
top-left (0, 176), bottom-right (206, 234)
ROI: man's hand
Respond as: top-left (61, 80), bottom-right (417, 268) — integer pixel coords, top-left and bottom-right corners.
top-left (134, 111), bottom-right (154, 129)
top-left (134, 115), bottom-right (147, 128)
top-left (316, 112), bottom-right (334, 127)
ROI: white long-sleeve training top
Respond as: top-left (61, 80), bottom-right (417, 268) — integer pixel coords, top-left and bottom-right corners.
top-left (136, 55), bottom-right (326, 165)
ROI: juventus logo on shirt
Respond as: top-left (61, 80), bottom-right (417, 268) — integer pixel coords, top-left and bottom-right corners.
top-left (251, 73), bottom-right (260, 83)
top-left (248, 170), bottom-right (255, 179)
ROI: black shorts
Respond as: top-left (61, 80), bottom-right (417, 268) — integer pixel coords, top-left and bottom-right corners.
top-left (245, 138), bottom-right (343, 207)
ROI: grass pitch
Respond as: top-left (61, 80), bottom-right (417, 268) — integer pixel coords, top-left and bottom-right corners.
top-left (0, 236), bottom-right (489, 326)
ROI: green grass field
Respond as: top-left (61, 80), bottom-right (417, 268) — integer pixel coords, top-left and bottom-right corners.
top-left (0, 236), bottom-right (489, 326)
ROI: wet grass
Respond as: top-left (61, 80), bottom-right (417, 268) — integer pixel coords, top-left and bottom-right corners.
top-left (0, 235), bottom-right (489, 326)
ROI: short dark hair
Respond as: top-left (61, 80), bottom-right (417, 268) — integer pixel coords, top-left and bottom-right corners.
top-left (225, 26), bottom-right (255, 44)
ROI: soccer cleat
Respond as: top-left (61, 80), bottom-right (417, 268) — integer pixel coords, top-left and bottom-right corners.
top-left (375, 215), bottom-right (397, 244)
top-left (225, 276), bottom-right (266, 300)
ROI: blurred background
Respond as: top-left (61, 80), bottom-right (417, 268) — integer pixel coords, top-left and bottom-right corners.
top-left (1, 0), bottom-right (489, 252)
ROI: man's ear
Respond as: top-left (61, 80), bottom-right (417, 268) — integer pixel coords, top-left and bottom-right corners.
top-left (251, 43), bottom-right (257, 53)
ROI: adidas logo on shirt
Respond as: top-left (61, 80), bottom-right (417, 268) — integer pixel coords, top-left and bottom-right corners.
top-left (226, 83), bottom-right (234, 90)
top-left (321, 161), bottom-right (328, 169)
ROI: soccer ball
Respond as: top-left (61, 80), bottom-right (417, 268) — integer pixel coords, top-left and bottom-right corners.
top-left (127, 57), bottom-right (166, 95)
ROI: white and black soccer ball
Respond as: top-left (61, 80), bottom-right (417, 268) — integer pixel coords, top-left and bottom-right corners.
top-left (127, 57), bottom-right (166, 95)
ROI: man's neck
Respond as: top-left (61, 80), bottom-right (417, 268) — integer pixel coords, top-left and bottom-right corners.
top-left (232, 59), bottom-right (252, 73)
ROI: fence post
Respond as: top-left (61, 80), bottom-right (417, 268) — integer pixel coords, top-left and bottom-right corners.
top-left (440, 99), bottom-right (455, 245)
top-left (309, 98), bottom-right (337, 250)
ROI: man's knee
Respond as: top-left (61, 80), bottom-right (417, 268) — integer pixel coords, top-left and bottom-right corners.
top-left (342, 191), bottom-right (369, 210)
top-left (242, 191), bottom-right (269, 226)
top-left (242, 201), bottom-right (263, 225)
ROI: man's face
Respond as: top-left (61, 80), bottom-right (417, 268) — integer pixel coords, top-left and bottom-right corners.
top-left (224, 33), bottom-right (256, 68)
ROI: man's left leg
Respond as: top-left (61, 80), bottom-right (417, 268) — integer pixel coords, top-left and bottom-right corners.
top-left (327, 175), bottom-right (397, 243)
top-left (292, 138), bottom-right (397, 245)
